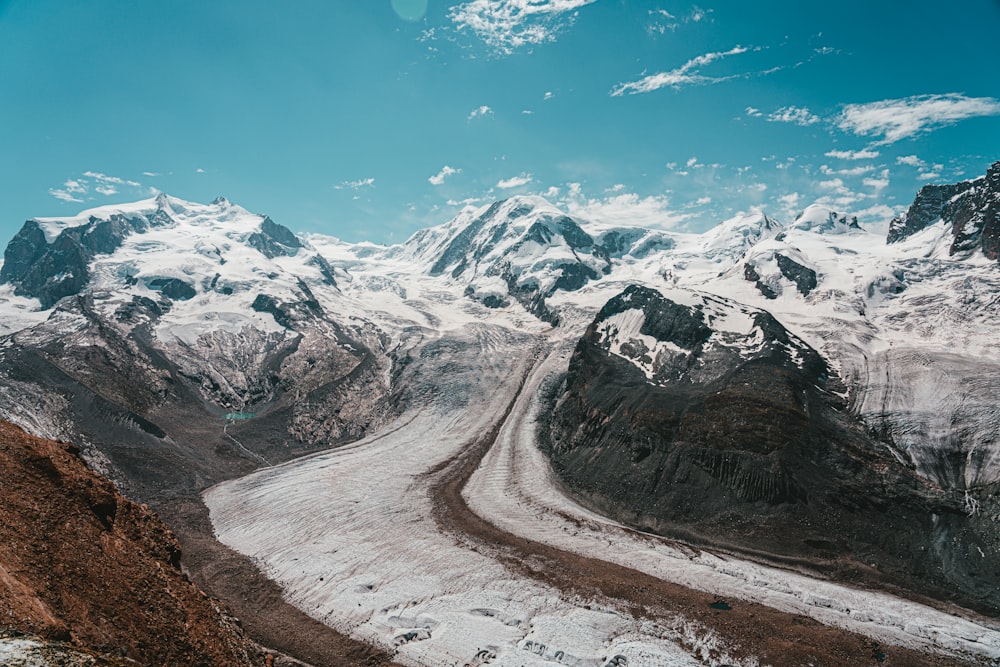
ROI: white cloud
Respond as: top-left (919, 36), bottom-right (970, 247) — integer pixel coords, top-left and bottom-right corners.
top-left (83, 171), bottom-right (141, 187)
top-left (48, 187), bottom-right (84, 203)
top-left (449, 0), bottom-right (597, 55)
top-left (896, 154), bottom-right (925, 167)
top-left (819, 177), bottom-right (845, 190)
top-left (543, 91), bottom-right (554, 100)
top-left (837, 93), bottom-right (1000, 144)
top-left (917, 171), bottom-right (941, 181)
top-left (611, 45), bottom-right (751, 95)
top-left (336, 177), bottom-right (376, 190)
top-left (196, 168), bottom-right (205, 174)
top-left (429, 165), bottom-right (460, 186)
top-left (521, 109), bottom-right (534, 115)
top-left (767, 105), bottom-right (821, 126)
top-left (820, 164), bottom-right (874, 177)
top-left (825, 149), bottom-right (879, 160)
top-left (864, 176), bottom-right (890, 190)
top-left (48, 171), bottom-right (148, 203)
top-left (563, 191), bottom-right (690, 229)
top-left (745, 106), bottom-right (763, 117)
top-left (142, 171), bottom-right (160, 177)
top-left (63, 179), bottom-right (87, 194)
top-left (468, 105), bottom-right (494, 120)
top-left (695, 196), bottom-right (712, 205)
top-left (496, 173), bottom-right (533, 189)
top-left (686, 156), bottom-right (699, 168)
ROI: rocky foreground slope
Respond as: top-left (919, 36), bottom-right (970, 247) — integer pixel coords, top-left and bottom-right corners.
top-left (0, 419), bottom-right (260, 665)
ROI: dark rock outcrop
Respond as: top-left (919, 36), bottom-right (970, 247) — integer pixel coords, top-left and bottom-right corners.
top-left (775, 254), bottom-right (818, 296)
top-left (888, 161), bottom-right (1000, 260)
top-left (248, 216), bottom-right (303, 259)
top-left (148, 277), bottom-right (196, 300)
top-left (543, 285), bottom-right (1000, 612)
top-left (0, 212), bottom-right (172, 308)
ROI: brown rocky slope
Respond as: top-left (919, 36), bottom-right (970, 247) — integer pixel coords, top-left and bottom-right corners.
top-left (0, 419), bottom-right (262, 665)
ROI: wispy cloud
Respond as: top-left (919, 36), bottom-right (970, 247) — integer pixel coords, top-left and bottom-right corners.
top-left (49, 179), bottom-right (87, 202)
top-left (767, 105), bottom-right (821, 126)
top-left (825, 149), bottom-right (879, 160)
top-left (83, 171), bottom-right (141, 187)
top-left (496, 173), bottom-right (533, 189)
top-left (468, 105), bottom-right (494, 120)
top-left (449, 0), bottom-right (597, 55)
top-left (646, 6), bottom-right (709, 36)
top-left (837, 93), bottom-right (1000, 144)
top-left (611, 45), bottom-right (753, 95)
top-left (336, 177), bottom-right (376, 190)
top-left (429, 165), bottom-right (460, 186)
top-left (48, 171), bottom-right (146, 203)
top-left (820, 164), bottom-right (874, 177)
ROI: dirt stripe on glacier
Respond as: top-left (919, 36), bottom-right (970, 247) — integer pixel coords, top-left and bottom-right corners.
top-left (427, 378), bottom-right (967, 666)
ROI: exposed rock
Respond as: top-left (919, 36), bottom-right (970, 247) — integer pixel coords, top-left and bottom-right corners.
top-left (0, 212), bottom-right (173, 308)
top-left (543, 285), bottom-right (1000, 612)
top-left (148, 277), bottom-right (196, 300)
top-left (888, 161), bottom-right (1000, 260)
top-left (0, 420), bottom-right (261, 665)
top-left (775, 253), bottom-right (818, 295)
top-left (248, 217), bottom-right (303, 259)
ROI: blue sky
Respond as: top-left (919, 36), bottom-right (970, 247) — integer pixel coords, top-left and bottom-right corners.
top-left (2, 0), bottom-right (999, 244)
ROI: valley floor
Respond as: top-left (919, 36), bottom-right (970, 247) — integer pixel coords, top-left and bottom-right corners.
top-left (204, 323), bottom-right (1000, 666)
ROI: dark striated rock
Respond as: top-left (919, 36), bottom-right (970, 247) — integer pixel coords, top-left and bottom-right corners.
top-left (248, 216), bottom-right (303, 258)
top-left (888, 161), bottom-right (1000, 261)
top-left (148, 277), bottom-right (196, 300)
top-left (308, 253), bottom-right (339, 288)
top-left (887, 181), bottom-right (975, 243)
top-left (743, 262), bottom-right (777, 299)
top-left (775, 254), bottom-right (818, 296)
top-left (543, 286), bottom-right (1000, 612)
top-left (0, 220), bottom-right (48, 284)
top-left (1, 212), bottom-right (169, 308)
top-left (430, 201), bottom-right (504, 276)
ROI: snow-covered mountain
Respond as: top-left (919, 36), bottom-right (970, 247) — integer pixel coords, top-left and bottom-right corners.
top-left (0, 194), bottom-right (397, 500)
top-left (1, 161), bottom-right (999, 633)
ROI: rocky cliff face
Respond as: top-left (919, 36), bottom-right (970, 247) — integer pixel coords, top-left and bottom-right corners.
top-left (887, 160), bottom-right (1000, 258)
top-left (0, 420), bottom-right (260, 665)
top-left (543, 285), bottom-right (1000, 612)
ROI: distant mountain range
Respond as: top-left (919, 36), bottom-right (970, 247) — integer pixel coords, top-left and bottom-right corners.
top-left (1, 161), bottom-right (998, 662)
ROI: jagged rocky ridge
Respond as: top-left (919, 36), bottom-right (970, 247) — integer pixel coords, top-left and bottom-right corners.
top-left (888, 160), bottom-right (1000, 258)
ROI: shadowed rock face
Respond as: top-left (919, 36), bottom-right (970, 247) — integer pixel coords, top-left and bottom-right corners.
top-left (543, 285), bottom-right (1000, 612)
top-left (888, 160), bottom-right (1000, 259)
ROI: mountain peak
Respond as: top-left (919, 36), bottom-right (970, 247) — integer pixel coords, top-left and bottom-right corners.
top-left (791, 204), bottom-right (861, 234)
